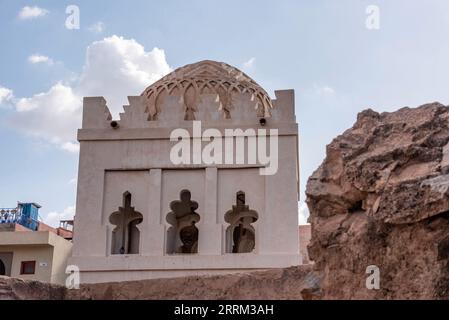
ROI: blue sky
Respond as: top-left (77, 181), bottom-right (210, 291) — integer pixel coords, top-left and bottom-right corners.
top-left (1, 0), bottom-right (449, 225)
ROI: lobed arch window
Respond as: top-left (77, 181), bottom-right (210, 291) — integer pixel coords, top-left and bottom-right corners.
top-left (166, 189), bottom-right (200, 254)
top-left (109, 191), bottom-right (143, 255)
top-left (225, 191), bottom-right (258, 253)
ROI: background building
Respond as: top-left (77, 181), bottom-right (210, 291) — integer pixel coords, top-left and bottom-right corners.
top-left (0, 203), bottom-right (73, 285)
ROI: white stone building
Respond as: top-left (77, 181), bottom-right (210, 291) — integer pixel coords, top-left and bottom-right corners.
top-left (69, 60), bottom-right (300, 283)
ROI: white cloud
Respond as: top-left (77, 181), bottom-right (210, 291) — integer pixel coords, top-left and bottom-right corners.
top-left (314, 84), bottom-right (335, 96)
top-left (44, 205), bottom-right (75, 228)
top-left (18, 6), bottom-right (48, 20)
top-left (10, 35), bottom-right (171, 152)
top-left (61, 142), bottom-right (80, 153)
top-left (78, 35), bottom-right (171, 115)
top-left (243, 57), bottom-right (256, 69)
top-left (68, 176), bottom-right (77, 185)
top-left (0, 86), bottom-right (14, 106)
top-left (88, 21), bottom-right (105, 34)
top-left (13, 83), bottom-right (80, 152)
top-left (298, 202), bottom-right (310, 225)
top-left (28, 54), bottom-right (54, 65)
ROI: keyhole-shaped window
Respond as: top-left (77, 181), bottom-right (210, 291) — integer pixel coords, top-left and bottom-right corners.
top-left (225, 191), bottom-right (258, 253)
top-left (109, 192), bottom-right (143, 255)
top-left (166, 190), bottom-right (200, 254)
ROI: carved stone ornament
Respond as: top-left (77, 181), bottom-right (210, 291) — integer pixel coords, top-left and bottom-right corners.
top-left (141, 60), bottom-right (273, 120)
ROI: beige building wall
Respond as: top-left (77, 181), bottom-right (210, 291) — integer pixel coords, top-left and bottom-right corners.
top-left (0, 231), bottom-right (72, 285)
top-left (1, 245), bottom-right (53, 282)
top-left (50, 233), bottom-right (74, 285)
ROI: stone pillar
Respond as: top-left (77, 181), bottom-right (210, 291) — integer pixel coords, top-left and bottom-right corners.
top-left (261, 137), bottom-right (300, 260)
top-left (198, 167), bottom-right (222, 255)
top-left (141, 169), bottom-right (165, 255)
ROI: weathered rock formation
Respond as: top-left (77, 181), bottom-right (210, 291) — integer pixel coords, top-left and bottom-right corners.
top-left (66, 266), bottom-right (316, 300)
top-left (306, 102), bottom-right (449, 299)
top-left (0, 276), bottom-right (65, 300)
top-left (0, 266), bottom-right (318, 300)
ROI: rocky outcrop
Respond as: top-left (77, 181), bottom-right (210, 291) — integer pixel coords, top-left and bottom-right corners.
top-left (66, 266), bottom-right (317, 300)
top-left (0, 265), bottom-right (318, 300)
top-left (306, 102), bottom-right (449, 299)
top-left (0, 276), bottom-right (65, 300)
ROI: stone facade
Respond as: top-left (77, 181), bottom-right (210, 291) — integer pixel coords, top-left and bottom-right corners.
top-left (69, 60), bottom-right (300, 283)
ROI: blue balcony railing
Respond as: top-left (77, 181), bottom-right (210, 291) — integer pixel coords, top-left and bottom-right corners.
top-left (0, 207), bottom-right (40, 230)
top-left (0, 208), bottom-right (22, 224)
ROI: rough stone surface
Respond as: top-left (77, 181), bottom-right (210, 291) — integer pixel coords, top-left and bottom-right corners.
top-left (66, 266), bottom-right (316, 300)
top-left (306, 102), bottom-right (449, 299)
top-left (0, 265), bottom-right (318, 300)
top-left (0, 276), bottom-right (65, 300)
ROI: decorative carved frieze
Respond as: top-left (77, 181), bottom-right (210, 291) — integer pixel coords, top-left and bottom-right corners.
top-left (141, 60), bottom-right (273, 121)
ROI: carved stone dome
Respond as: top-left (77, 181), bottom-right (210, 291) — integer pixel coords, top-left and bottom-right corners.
top-left (141, 60), bottom-right (273, 120)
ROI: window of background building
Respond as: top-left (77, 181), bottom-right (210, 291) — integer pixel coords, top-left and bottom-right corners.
top-left (20, 261), bottom-right (36, 275)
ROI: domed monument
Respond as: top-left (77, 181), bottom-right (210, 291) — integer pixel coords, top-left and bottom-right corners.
top-left (70, 60), bottom-right (301, 283)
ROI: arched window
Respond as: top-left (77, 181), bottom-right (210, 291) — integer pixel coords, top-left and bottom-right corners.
top-left (166, 190), bottom-right (200, 254)
top-left (0, 259), bottom-right (5, 276)
top-left (225, 191), bottom-right (258, 253)
top-left (109, 191), bottom-right (143, 255)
